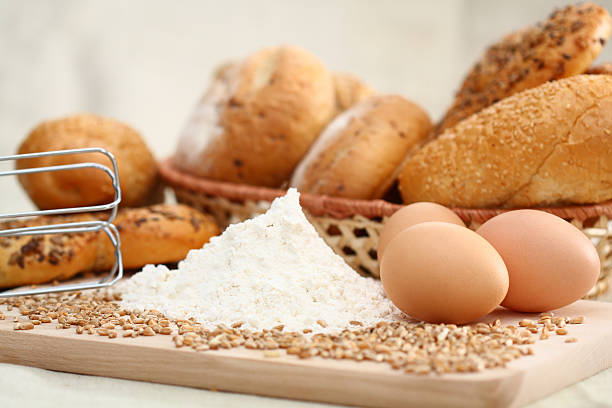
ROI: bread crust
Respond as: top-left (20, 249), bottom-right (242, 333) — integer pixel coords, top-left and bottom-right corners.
top-left (332, 72), bottom-right (374, 114)
top-left (436, 3), bottom-right (611, 135)
top-left (95, 204), bottom-right (220, 270)
top-left (0, 214), bottom-right (99, 289)
top-left (586, 62), bottom-right (612, 74)
top-left (174, 45), bottom-right (335, 187)
top-left (0, 205), bottom-right (219, 288)
top-left (291, 95), bottom-right (432, 199)
top-left (17, 114), bottom-right (158, 209)
top-left (399, 75), bottom-right (612, 208)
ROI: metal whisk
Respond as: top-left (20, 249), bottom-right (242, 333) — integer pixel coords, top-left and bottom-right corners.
top-left (0, 148), bottom-right (123, 298)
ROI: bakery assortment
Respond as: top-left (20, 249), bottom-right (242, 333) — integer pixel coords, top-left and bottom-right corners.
top-left (3, 3), bottom-right (612, 391)
top-left (435, 2), bottom-right (611, 135)
top-left (399, 75), bottom-right (612, 207)
top-left (17, 114), bottom-right (159, 209)
top-left (291, 94), bottom-right (432, 199)
top-left (0, 205), bottom-right (219, 288)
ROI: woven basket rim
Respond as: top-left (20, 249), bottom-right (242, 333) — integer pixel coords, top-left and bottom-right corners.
top-left (160, 158), bottom-right (612, 224)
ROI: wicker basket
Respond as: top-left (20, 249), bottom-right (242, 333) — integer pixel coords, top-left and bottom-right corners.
top-left (160, 159), bottom-right (612, 300)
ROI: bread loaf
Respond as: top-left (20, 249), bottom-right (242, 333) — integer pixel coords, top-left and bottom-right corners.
top-left (0, 205), bottom-right (219, 289)
top-left (436, 3), bottom-right (611, 135)
top-left (399, 75), bottom-right (612, 208)
top-left (291, 95), bottom-right (432, 199)
top-left (174, 45), bottom-right (336, 187)
top-left (17, 114), bottom-right (158, 209)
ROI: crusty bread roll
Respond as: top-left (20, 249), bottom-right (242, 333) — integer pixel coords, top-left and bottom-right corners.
top-left (95, 204), bottom-right (220, 270)
top-left (399, 75), bottom-right (612, 208)
top-left (17, 114), bottom-right (158, 209)
top-left (174, 45), bottom-right (336, 187)
top-left (436, 3), bottom-right (611, 135)
top-left (332, 72), bottom-right (374, 113)
top-left (291, 95), bottom-right (432, 199)
top-left (0, 205), bottom-right (219, 289)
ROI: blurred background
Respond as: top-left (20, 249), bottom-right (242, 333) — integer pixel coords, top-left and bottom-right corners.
top-left (2, 0), bottom-right (612, 211)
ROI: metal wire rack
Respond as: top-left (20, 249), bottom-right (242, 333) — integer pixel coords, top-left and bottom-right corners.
top-left (0, 148), bottom-right (123, 298)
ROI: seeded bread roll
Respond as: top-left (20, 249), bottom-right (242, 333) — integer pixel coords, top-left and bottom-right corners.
top-left (436, 3), bottom-right (611, 135)
top-left (291, 95), bottom-right (432, 199)
top-left (0, 205), bottom-right (219, 289)
top-left (332, 72), bottom-right (374, 114)
top-left (95, 204), bottom-right (220, 270)
top-left (174, 45), bottom-right (336, 187)
top-left (0, 214), bottom-right (100, 289)
top-left (399, 75), bottom-right (612, 208)
top-left (17, 114), bottom-right (158, 209)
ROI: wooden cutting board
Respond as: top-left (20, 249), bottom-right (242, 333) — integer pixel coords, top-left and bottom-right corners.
top-left (1, 299), bottom-right (611, 408)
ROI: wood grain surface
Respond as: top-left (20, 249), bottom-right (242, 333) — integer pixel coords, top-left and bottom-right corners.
top-left (1, 300), bottom-right (611, 408)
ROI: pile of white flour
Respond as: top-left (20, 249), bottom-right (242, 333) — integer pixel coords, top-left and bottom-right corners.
top-left (118, 189), bottom-right (400, 333)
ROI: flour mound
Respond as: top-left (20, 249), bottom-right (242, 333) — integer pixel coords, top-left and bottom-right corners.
top-left (119, 189), bottom-right (400, 333)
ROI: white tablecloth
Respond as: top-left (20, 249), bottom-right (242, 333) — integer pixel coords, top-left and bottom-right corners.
top-left (0, 362), bottom-right (611, 407)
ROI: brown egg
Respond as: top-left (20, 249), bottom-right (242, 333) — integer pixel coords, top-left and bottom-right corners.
top-left (380, 222), bottom-right (509, 324)
top-left (477, 210), bottom-right (600, 313)
top-left (378, 202), bottom-right (465, 261)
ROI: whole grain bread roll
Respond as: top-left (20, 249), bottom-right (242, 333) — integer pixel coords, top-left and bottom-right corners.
top-left (174, 45), bottom-right (336, 187)
top-left (291, 95), bottom-right (432, 199)
top-left (0, 205), bottom-right (219, 289)
top-left (95, 204), bottom-right (220, 270)
top-left (436, 3), bottom-right (611, 135)
top-left (17, 114), bottom-right (158, 209)
top-left (399, 75), bottom-right (612, 208)
top-left (0, 214), bottom-right (101, 289)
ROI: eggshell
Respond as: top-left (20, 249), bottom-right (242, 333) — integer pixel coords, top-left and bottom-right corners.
top-left (477, 210), bottom-right (600, 313)
top-left (380, 222), bottom-right (509, 324)
top-left (378, 202), bottom-right (465, 261)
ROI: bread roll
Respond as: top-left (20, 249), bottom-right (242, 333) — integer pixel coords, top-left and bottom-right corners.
top-left (174, 45), bottom-right (335, 187)
top-left (17, 114), bottom-right (158, 209)
top-left (291, 95), bottom-right (432, 199)
top-left (0, 214), bottom-right (100, 289)
top-left (332, 72), bottom-right (374, 113)
top-left (0, 205), bottom-right (219, 289)
top-left (399, 75), bottom-right (612, 208)
top-left (95, 204), bottom-right (220, 270)
top-left (436, 3), bottom-right (611, 135)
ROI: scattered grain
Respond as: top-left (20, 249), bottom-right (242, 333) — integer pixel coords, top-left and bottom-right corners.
top-left (0, 291), bottom-right (587, 375)
top-left (142, 327), bottom-right (155, 336)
